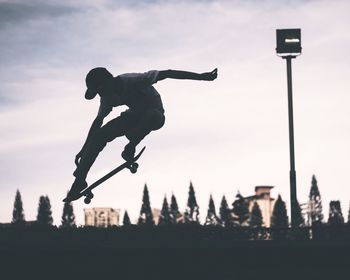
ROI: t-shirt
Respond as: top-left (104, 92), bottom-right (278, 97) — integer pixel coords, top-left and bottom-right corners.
top-left (98, 70), bottom-right (164, 118)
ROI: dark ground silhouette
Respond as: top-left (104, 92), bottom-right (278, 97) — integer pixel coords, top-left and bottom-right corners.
top-left (0, 225), bottom-right (349, 279)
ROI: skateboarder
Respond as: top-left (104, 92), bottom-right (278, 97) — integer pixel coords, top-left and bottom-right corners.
top-left (65, 67), bottom-right (218, 200)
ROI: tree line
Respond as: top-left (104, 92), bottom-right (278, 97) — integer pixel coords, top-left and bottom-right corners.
top-left (11, 191), bottom-right (75, 228)
top-left (137, 177), bottom-right (349, 228)
top-left (9, 175), bottom-right (350, 228)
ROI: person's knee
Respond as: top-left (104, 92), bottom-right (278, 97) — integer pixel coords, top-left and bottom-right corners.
top-left (124, 109), bottom-right (165, 142)
top-left (145, 109), bottom-right (165, 131)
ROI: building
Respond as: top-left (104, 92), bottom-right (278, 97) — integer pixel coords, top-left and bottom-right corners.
top-left (134, 208), bottom-right (161, 225)
top-left (135, 208), bottom-right (185, 224)
top-left (84, 208), bottom-right (120, 227)
top-left (245, 186), bottom-right (276, 227)
top-left (152, 208), bottom-right (161, 225)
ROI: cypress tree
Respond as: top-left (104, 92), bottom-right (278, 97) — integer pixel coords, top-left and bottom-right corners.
top-left (123, 211), bottom-right (131, 226)
top-left (328, 200), bottom-right (344, 225)
top-left (232, 191), bottom-right (249, 226)
top-left (205, 194), bottom-right (219, 226)
top-left (159, 196), bottom-right (171, 226)
top-left (219, 195), bottom-right (231, 227)
top-left (170, 193), bottom-right (180, 224)
top-left (184, 182), bottom-right (200, 224)
top-left (12, 190), bottom-right (25, 225)
top-left (37, 195), bottom-right (53, 226)
top-left (250, 201), bottom-right (263, 227)
top-left (295, 200), bottom-right (305, 227)
top-left (308, 175), bottom-right (323, 226)
top-left (137, 184), bottom-right (154, 226)
top-left (271, 195), bottom-right (289, 228)
top-left (61, 192), bottom-right (76, 228)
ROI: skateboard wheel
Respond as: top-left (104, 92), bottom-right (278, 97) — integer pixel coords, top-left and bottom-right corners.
top-left (84, 197), bottom-right (91, 204)
top-left (86, 192), bottom-right (94, 199)
top-left (130, 163), bottom-right (138, 174)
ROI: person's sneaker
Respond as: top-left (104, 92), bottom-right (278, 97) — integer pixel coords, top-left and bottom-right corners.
top-left (121, 143), bottom-right (136, 162)
top-left (63, 177), bottom-right (87, 202)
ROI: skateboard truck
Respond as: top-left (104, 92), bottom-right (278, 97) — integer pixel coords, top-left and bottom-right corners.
top-left (83, 162), bottom-right (138, 204)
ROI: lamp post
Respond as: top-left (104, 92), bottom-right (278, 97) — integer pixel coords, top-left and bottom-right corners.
top-left (276, 29), bottom-right (302, 229)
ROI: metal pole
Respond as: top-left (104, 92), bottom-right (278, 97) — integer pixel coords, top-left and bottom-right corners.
top-left (285, 56), bottom-right (298, 229)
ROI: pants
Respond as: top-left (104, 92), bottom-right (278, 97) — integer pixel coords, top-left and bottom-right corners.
top-left (73, 108), bottom-right (165, 179)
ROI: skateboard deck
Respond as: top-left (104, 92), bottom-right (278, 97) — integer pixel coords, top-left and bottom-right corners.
top-left (64, 146), bottom-right (146, 204)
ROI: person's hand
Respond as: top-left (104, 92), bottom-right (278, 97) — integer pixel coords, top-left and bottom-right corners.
top-left (201, 68), bottom-right (218, 81)
top-left (75, 151), bottom-right (83, 166)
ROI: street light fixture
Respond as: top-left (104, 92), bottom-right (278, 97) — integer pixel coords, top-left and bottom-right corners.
top-left (276, 28), bottom-right (302, 229)
top-left (276, 29), bottom-right (302, 56)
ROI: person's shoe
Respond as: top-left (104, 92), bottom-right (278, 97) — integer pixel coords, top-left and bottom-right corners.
top-left (121, 143), bottom-right (136, 162)
top-left (63, 177), bottom-right (87, 202)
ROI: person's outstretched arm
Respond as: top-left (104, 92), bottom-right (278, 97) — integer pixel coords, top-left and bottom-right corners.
top-left (157, 68), bottom-right (218, 82)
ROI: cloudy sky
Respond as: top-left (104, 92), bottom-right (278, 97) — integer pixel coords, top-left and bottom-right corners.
top-left (0, 0), bottom-right (349, 225)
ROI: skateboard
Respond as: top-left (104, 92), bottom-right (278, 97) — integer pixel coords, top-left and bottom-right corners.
top-left (64, 146), bottom-right (146, 204)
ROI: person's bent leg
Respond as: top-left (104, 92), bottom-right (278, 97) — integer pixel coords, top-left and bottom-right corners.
top-left (68, 116), bottom-right (129, 197)
top-left (122, 109), bottom-right (165, 161)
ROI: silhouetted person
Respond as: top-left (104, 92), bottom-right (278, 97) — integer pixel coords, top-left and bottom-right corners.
top-left (64, 68), bottom-right (218, 201)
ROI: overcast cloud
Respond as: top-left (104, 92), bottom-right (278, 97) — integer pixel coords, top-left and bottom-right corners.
top-left (0, 0), bottom-right (349, 225)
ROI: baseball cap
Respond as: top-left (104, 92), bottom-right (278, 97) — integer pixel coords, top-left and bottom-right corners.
top-left (85, 67), bottom-right (113, 100)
